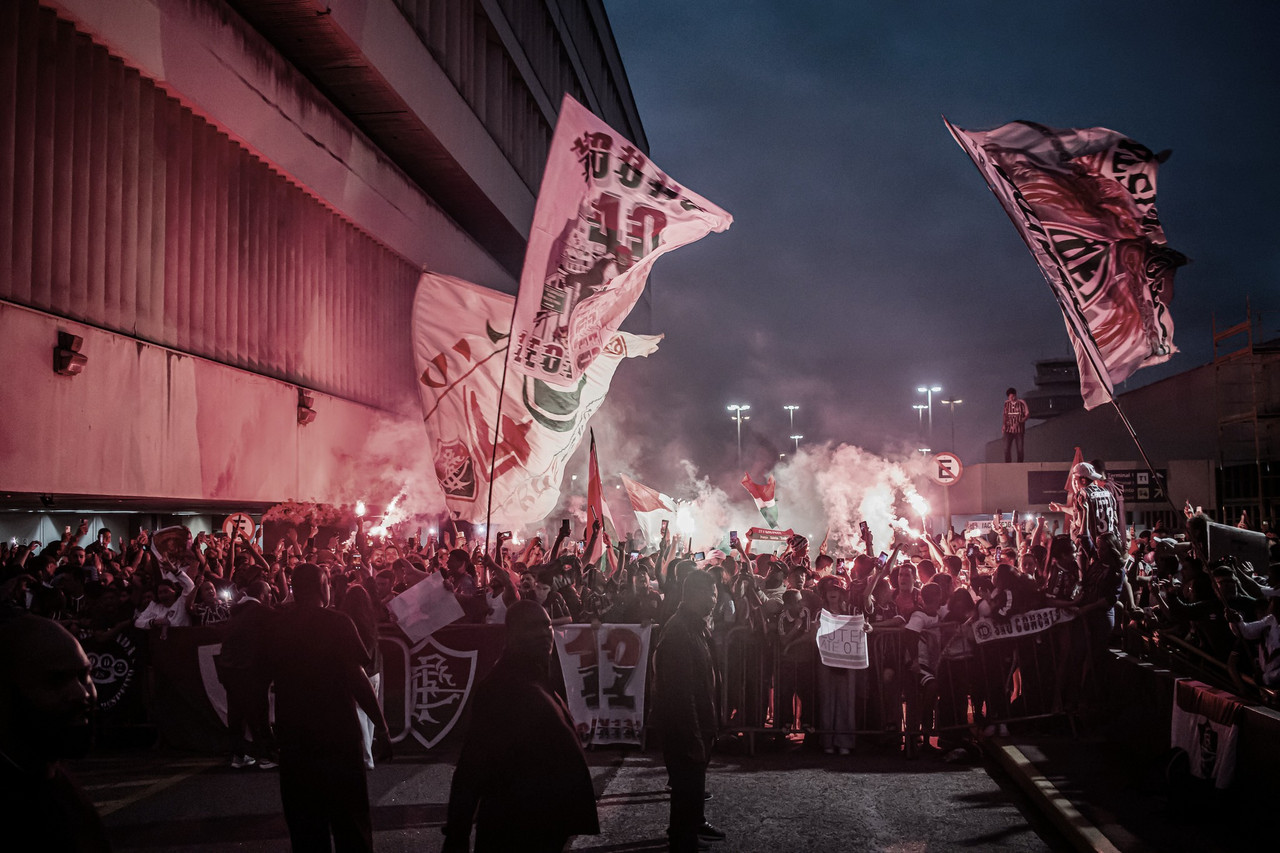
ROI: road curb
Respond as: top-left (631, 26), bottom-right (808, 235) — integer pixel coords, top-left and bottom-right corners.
top-left (985, 738), bottom-right (1121, 853)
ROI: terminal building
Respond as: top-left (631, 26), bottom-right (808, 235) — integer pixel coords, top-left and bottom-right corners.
top-left (0, 0), bottom-right (645, 542)
top-left (946, 308), bottom-right (1279, 532)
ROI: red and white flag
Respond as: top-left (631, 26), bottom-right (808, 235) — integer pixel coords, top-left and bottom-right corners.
top-left (412, 273), bottom-right (660, 526)
top-left (620, 474), bottom-right (676, 553)
top-left (947, 120), bottom-right (1185, 409)
top-left (585, 430), bottom-right (617, 567)
top-left (508, 95), bottom-right (731, 389)
top-left (741, 473), bottom-right (779, 527)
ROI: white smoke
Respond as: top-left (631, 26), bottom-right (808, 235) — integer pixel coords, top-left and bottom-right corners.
top-left (772, 442), bottom-right (931, 553)
top-left (344, 414), bottom-right (447, 528)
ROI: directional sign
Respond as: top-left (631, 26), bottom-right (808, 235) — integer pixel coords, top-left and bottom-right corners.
top-left (928, 452), bottom-right (963, 486)
top-left (222, 512), bottom-right (256, 540)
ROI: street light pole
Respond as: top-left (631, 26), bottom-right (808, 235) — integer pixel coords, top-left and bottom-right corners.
top-left (912, 404), bottom-right (927, 430)
top-left (727, 404), bottom-right (751, 468)
top-left (789, 434), bottom-right (803, 453)
top-left (940, 398), bottom-right (962, 452)
top-left (916, 385), bottom-right (941, 437)
top-left (783, 404), bottom-right (799, 435)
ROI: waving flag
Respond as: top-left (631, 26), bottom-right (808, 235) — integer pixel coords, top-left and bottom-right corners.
top-left (413, 273), bottom-right (660, 526)
top-left (620, 475), bottom-right (676, 553)
top-left (585, 431), bottom-right (619, 567)
top-left (508, 95), bottom-right (731, 390)
top-left (947, 119), bottom-right (1185, 409)
top-left (741, 473), bottom-right (779, 528)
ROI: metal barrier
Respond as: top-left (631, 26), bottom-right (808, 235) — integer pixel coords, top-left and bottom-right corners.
top-left (714, 617), bottom-right (1089, 755)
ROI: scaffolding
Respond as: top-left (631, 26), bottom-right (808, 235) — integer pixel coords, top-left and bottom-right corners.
top-left (1213, 302), bottom-right (1280, 526)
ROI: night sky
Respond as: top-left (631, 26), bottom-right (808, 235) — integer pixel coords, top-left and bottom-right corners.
top-left (598, 0), bottom-right (1280, 490)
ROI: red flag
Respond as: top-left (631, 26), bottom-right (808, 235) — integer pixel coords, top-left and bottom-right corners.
top-left (947, 119), bottom-right (1185, 409)
top-left (586, 431), bottom-right (608, 565)
top-left (1064, 446), bottom-right (1084, 501)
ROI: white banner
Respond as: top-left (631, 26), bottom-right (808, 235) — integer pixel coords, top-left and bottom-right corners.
top-left (816, 610), bottom-right (868, 670)
top-left (971, 606), bottom-right (1076, 645)
top-left (508, 95), bottom-right (731, 389)
top-left (554, 623), bottom-right (653, 745)
top-left (413, 272), bottom-right (659, 525)
top-left (1171, 679), bottom-right (1241, 790)
top-left (387, 573), bottom-right (465, 644)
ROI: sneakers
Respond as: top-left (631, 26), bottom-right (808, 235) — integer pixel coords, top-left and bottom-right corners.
top-left (230, 755), bottom-right (256, 769)
top-left (697, 823), bottom-right (727, 840)
top-left (256, 758), bottom-right (278, 770)
top-left (837, 747), bottom-right (851, 756)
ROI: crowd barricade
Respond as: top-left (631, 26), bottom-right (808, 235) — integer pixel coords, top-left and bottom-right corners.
top-left (714, 616), bottom-right (1089, 755)
top-left (126, 623), bottom-right (509, 753)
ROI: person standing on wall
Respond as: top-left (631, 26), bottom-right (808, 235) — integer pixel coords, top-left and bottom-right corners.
top-left (1002, 387), bottom-right (1029, 463)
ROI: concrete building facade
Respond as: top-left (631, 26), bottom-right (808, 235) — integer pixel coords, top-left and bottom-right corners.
top-left (0, 0), bottom-right (644, 534)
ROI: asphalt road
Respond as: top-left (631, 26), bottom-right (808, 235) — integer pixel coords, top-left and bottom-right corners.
top-left (71, 737), bottom-right (1066, 853)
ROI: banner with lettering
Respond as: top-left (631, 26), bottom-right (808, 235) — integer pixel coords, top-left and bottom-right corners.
top-left (971, 606), bottom-right (1077, 645)
top-left (508, 95), bottom-right (731, 389)
top-left (947, 119), bottom-right (1185, 409)
top-left (553, 623), bottom-right (654, 745)
top-left (816, 610), bottom-right (869, 669)
top-left (413, 272), bottom-right (660, 525)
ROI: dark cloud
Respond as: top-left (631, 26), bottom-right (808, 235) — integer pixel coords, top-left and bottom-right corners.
top-left (602, 0), bottom-right (1280, 483)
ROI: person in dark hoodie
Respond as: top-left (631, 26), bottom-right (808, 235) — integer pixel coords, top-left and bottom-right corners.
top-left (443, 599), bottom-right (598, 852)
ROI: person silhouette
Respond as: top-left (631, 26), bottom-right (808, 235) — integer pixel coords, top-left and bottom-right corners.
top-left (0, 614), bottom-right (110, 852)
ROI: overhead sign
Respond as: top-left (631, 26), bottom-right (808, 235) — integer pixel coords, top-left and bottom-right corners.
top-left (1027, 468), bottom-right (1167, 505)
top-left (221, 512), bottom-right (256, 540)
top-left (928, 452), bottom-right (963, 486)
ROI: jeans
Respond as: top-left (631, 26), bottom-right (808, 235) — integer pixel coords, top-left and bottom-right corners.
top-left (1003, 431), bottom-right (1024, 462)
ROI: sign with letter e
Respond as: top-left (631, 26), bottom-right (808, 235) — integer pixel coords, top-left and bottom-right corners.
top-left (929, 452), bottom-right (963, 486)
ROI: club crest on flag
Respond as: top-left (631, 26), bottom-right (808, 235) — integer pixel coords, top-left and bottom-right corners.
top-left (434, 439), bottom-right (477, 501)
top-left (407, 635), bottom-right (477, 749)
top-left (413, 272), bottom-right (660, 526)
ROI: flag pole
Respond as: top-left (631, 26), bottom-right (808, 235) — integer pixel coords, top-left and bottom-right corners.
top-left (483, 286), bottom-right (523, 561)
top-left (946, 118), bottom-right (1182, 521)
top-left (1071, 315), bottom-right (1183, 520)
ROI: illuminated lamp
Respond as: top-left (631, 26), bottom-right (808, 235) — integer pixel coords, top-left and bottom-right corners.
top-left (54, 331), bottom-right (87, 376)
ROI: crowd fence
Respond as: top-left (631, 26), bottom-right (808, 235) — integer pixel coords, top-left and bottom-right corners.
top-left (96, 613), bottom-right (1099, 757)
top-left (708, 620), bottom-right (1087, 756)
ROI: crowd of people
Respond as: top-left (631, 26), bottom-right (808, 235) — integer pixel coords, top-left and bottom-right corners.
top-left (2, 463), bottom-right (1275, 745)
top-left (2, 463), bottom-right (1279, 850)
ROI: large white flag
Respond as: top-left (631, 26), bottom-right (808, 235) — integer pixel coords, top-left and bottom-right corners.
top-left (413, 272), bottom-right (660, 526)
top-left (508, 95), bottom-right (731, 389)
top-left (947, 119), bottom-right (1184, 409)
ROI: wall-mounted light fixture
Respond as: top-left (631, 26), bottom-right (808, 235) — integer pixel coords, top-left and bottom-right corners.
top-left (297, 388), bottom-right (317, 425)
top-left (54, 331), bottom-right (87, 376)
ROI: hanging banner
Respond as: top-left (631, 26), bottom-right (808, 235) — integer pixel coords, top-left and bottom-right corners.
top-left (553, 623), bottom-right (653, 745)
top-left (816, 610), bottom-right (868, 669)
top-left (508, 95), bottom-right (731, 389)
top-left (80, 629), bottom-right (142, 720)
top-left (971, 606), bottom-right (1076, 644)
top-left (413, 272), bottom-right (660, 526)
top-left (947, 119), bottom-right (1185, 409)
top-left (1171, 679), bottom-right (1241, 789)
